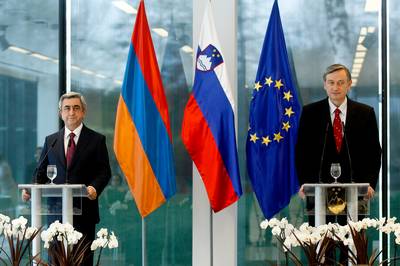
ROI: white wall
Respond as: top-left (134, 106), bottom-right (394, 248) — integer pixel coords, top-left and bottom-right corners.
top-left (192, 0), bottom-right (238, 265)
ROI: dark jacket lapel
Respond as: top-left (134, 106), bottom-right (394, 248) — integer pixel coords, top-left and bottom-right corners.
top-left (344, 98), bottom-right (355, 134)
top-left (323, 98), bottom-right (332, 127)
top-left (56, 129), bottom-right (67, 169)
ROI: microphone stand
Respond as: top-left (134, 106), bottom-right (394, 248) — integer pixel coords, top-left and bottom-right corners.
top-left (23, 138), bottom-right (58, 198)
top-left (32, 138), bottom-right (58, 184)
top-left (318, 123), bottom-right (329, 183)
top-left (342, 122), bottom-right (354, 183)
top-left (65, 139), bottom-right (71, 184)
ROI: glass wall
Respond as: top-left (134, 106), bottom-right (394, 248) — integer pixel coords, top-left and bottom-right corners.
top-left (389, 0), bottom-right (400, 259)
top-left (0, 1), bottom-right (59, 216)
top-left (237, 0), bottom-right (381, 264)
top-left (71, 0), bottom-right (192, 265)
top-left (0, 0), bottom-right (395, 265)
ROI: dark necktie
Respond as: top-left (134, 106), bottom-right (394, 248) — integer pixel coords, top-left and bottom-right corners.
top-left (66, 132), bottom-right (76, 167)
top-left (333, 108), bottom-right (343, 153)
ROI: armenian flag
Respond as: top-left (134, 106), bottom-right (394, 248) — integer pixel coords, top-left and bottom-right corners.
top-left (114, 0), bottom-right (176, 217)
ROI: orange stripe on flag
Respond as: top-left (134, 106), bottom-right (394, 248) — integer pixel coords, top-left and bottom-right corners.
top-left (114, 96), bottom-right (166, 217)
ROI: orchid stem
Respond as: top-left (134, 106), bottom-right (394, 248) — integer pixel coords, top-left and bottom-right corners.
top-left (95, 247), bottom-right (103, 266)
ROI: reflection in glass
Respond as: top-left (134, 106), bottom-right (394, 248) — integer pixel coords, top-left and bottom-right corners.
top-left (0, 1), bottom-right (59, 223)
top-left (237, 0), bottom-right (380, 264)
top-left (71, 0), bottom-right (192, 264)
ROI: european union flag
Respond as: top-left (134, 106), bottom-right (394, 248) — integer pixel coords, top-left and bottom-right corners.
top-left (246, 0), bottom-right (301, 219)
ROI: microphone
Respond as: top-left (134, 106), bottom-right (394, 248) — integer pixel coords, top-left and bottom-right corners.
top-left (342, 122), bottom-right (354, 183)
top-left (318, 122), bottom-right (329, 183)
top-left (65, 162), bottom-right (69, 184)
top-left (32, 138), bottom-right (58, 184)
top-left (65, 135), bottom-right (73, 184)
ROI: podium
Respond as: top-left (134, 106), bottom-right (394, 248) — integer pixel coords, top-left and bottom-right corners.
top-left (302, 183), bottom-right (369, 226)
top-left (18, 184), bottom-right (86, 257)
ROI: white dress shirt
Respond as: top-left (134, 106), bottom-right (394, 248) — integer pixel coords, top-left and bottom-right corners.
top-left (328, 97), bottom-right (347, 126)
top-left (64, 123), bottom-right (83, 155)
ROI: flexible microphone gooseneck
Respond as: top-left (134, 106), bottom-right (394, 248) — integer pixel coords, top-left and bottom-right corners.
top-left (32, 138), bottom-right (58, 184)
top-left (318, 122), bottom-right (329, 183)
top-left (342, 122), bottom-right (354, 183)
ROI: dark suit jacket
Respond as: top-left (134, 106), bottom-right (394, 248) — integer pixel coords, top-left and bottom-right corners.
top-left (35, 124), bottom-right (111, 225)
top-left (295, 97), bottom-right (381, 189)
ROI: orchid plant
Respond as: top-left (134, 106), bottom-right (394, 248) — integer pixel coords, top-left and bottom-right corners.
top-left (91, 228), bottom-right (119, 266)
top-left (41, 221), bottom-right (119, 266)
top-left (40, 220), bottom-right (89, 266)
top-left (260, 217), bottom-right (400, 265)
top-left (0, 214), bottom-right (42, 266)
top-left (261, 218), bottom-right (337, 265)
top-left (0, 214), bottom-right (119, 266)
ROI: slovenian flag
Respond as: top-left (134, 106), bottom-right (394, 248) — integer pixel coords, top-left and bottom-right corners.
top-left (181, 2), bottom-right (242, 212)
top-left (114, 0), bottom-right (176, 217)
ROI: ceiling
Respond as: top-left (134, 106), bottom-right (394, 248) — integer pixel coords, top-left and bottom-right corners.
top-left (0, 0), bottom-right (398, 101)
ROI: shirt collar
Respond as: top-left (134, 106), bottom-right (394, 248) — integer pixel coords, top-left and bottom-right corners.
top-left (64, 123), bottom-right (83, 139)
top-left (328, 97), bottom-right (347, 115)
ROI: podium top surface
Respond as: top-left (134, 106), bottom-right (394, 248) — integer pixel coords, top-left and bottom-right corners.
top-left (303, 183), bottom-right (369, 188)
top-left (18, 184), bottom-right (86, 189)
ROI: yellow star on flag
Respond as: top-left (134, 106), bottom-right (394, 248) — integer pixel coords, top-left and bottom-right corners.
top-left (282, 121), bottom-right (291, 132)
top-left (285, 107), bottom-right (295, 117)
top-left (273, 132), bottom-right (283, 142)
top-left (274, 79), bottom-right (283, 90)
top-left (265, 76), bottom-right (273, 87)
top-left (262, 136), bottom-right (272, 146)
top-left (254, 81), bottom-right (262, 91)
top-left (250, 133), bottom-right (259, 143)
top-left (283, 91), bottom-right (293, 101)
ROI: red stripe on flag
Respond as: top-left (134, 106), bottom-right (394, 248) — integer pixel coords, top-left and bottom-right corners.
top-left (181, 95), bottom-right (239, 211)
top-left (130, 1), bottom-right (172, 139)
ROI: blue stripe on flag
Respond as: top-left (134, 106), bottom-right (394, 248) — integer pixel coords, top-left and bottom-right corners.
top-left (192, 68), bottom-right (242, 196)
top-left (121, 44), bottom-right (176, 199)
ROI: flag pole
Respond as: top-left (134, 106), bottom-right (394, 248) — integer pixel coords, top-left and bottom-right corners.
top-left (142, 217), bottom-right (147, 266)
top-left (210, 207), bottom-right (213, 266)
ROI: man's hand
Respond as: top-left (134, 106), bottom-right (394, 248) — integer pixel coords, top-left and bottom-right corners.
top-left (21, 189), bottom-right (31, 202)
top-left (366, 185), bottom-right (375, 199)
top-left (298, 184), bottom-right (305, 199)
top-left (87, 186), bottom-right (97, 200)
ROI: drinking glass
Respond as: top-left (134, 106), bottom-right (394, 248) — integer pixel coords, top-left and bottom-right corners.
top-left (47, 165), bottom-right (57, 184)
top-left (330, 163), bottom-right (341, 183)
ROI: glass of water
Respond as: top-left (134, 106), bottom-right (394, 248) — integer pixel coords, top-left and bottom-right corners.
top-left (330, 163), bottom-right (341, 184)
top-left (47, 165), bottom-right (57, 184)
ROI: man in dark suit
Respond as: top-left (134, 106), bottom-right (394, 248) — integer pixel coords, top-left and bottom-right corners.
top-left (22, 91), bottom-right (111, 266)
top-left (296, 63), bottom-right (381, 198)
top-left (296, 63), bottom-right (381, 263)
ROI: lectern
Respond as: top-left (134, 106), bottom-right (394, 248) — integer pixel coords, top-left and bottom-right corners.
top-left (18, 184), bottom-right (86, 257)
top-left (302, 183), bottom-right (369, 226)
